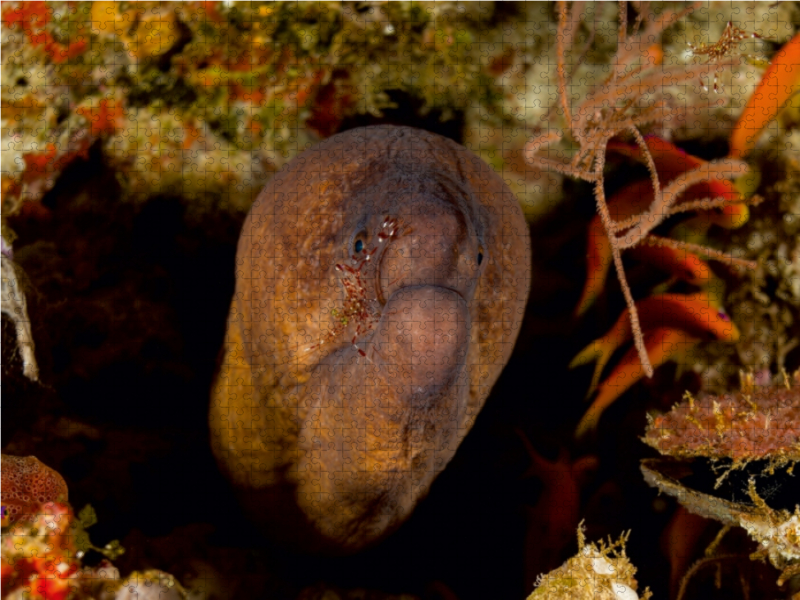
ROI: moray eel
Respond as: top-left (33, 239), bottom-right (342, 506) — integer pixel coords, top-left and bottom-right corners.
top-left (210, 125), bottom-right (531, 553)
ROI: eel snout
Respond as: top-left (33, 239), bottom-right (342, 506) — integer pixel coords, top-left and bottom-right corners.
top-left (364, 203), bottom-right (479, 400)
top-left (294, 211), bottom-right (478, 550)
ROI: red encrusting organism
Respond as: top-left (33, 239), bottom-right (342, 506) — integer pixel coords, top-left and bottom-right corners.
top-left (644, 370), bottom-right (800, 476)
top-left (1, 455), bottom-right (69, 526)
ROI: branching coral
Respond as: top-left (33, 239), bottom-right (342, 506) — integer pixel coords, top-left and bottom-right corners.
top-left (573, 134), bottom-right (756, 319)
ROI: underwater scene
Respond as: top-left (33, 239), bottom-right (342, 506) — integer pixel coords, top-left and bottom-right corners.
top-left (2, 2), bottom-right (800, 599)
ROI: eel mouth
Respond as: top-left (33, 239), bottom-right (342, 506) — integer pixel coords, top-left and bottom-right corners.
top-left (370, 216), bottom-right (404, 307)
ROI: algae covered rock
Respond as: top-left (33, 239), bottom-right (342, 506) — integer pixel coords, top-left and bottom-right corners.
top-left (643, 370), bottom-right (800, 478)
top-left (641, 371), bottom-right (800, 590)
top-left (528, 523), bottom-right (651, 600)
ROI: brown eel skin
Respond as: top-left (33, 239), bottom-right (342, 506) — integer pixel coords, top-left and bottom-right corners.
top-left (210, 125), bottom-right (531, 553)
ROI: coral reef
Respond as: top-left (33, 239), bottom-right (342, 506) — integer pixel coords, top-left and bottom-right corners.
top-left (4, 2), bottom-right (792, 221)
top-left (2, 501), bottom-right (87, 600)
top-left (642, 458), bottom-right (800, 594)
top-left (697, 153), bottom-right (800, 392)
top-left (523, 1), bottom-right (766, 435)
top-left (113, 570), bottom-right (187, 600)
top-left (470, 2), bottom-right (797, 215)
top-left (0, 453), bottom-right (192, 600)
top-left (2, 2), bottom-right (800, 599)
top-left (0, 1), bottom-right (535, 217)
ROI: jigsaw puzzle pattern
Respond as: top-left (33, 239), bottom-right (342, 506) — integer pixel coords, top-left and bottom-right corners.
top-left (1, 2), bottom-right (800, 600)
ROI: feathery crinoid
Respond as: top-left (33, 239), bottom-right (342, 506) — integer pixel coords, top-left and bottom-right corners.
top-left (525, 1), bottom-right (760, 386)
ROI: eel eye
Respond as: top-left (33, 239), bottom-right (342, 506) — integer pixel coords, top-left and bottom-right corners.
top-left (352, 230), bottom-right (368, 254)
top-left (477, 246), bottom-right (484, 266)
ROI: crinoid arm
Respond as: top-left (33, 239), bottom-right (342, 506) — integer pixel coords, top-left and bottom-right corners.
top-left (617, 159), bottom-right (750, 249)
top-left (590, 143), bottom-right (653, 378)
